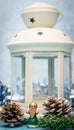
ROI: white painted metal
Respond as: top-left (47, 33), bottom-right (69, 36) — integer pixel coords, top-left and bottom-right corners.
top-left (21, 2), bottom-right (60, 28)
top-left (8, 28), bottom-right (73, 45)
top-left (8, 2), bottom-right (74, 106)
top-left (8, 28), bottom-right (73, 54)
top-left (25, 52), bottom-right (33, 106)
top-left (10, 56), bottom-right (13, 102)
top-left (57, 52), bottom-right (64, 98)
top-left (22, 57), bottom-right (25, 101)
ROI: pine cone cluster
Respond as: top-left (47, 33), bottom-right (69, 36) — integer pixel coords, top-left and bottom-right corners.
top-left (43, 96), bottom-right (71, 116)
top-left (1, 102), bottom-right (25, 127)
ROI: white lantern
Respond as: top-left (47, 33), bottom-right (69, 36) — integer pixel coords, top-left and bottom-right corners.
top-left (8, 2), bottom-right (74, 107)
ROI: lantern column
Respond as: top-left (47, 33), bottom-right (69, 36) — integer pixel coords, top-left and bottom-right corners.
top-left (25, 52), bottom-right (33, 105)
top-left (69, 56), bottom-right (72, 92)
top-left (22, 57), bottom-right (25, 101)
top-left (10, 55), bottom-right (13, 101)
top-left (57, 52), bottom-right (64, 98)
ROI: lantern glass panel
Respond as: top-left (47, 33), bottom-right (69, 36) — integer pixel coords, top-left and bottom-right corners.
top-left (33, 58), bottom-right (48, 101)
top-left (12, 56), bottom-right (25, 102)
top-left (64, 55), bottom-right (71, 100)
top-left (32, 56), bottom-right (58, 101)
top-left (54, 57), bottom-right (58, 97)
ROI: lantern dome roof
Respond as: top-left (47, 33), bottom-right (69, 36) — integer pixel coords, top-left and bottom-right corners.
top-left (8, 2), bottom-right (74, 53)
top-left (21, 2), bottom-right (60, 28)
top-left (8, 27), bottom-right (73, 46)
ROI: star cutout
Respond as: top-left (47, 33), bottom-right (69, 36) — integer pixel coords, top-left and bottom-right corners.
top-left (14, 34), bottom-right (17, 37)
top-left (30, 18), bottom-right (35, 23)
top-left (38, 32), bottom-right (43, 36)
top-left (64, 33), bottom-right (67, 37)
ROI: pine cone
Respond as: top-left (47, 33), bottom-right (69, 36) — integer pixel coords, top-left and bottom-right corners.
top-left (43, 96), bottom-right (71, 116)
top-left (1, 102), bottom-right (25, 127)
